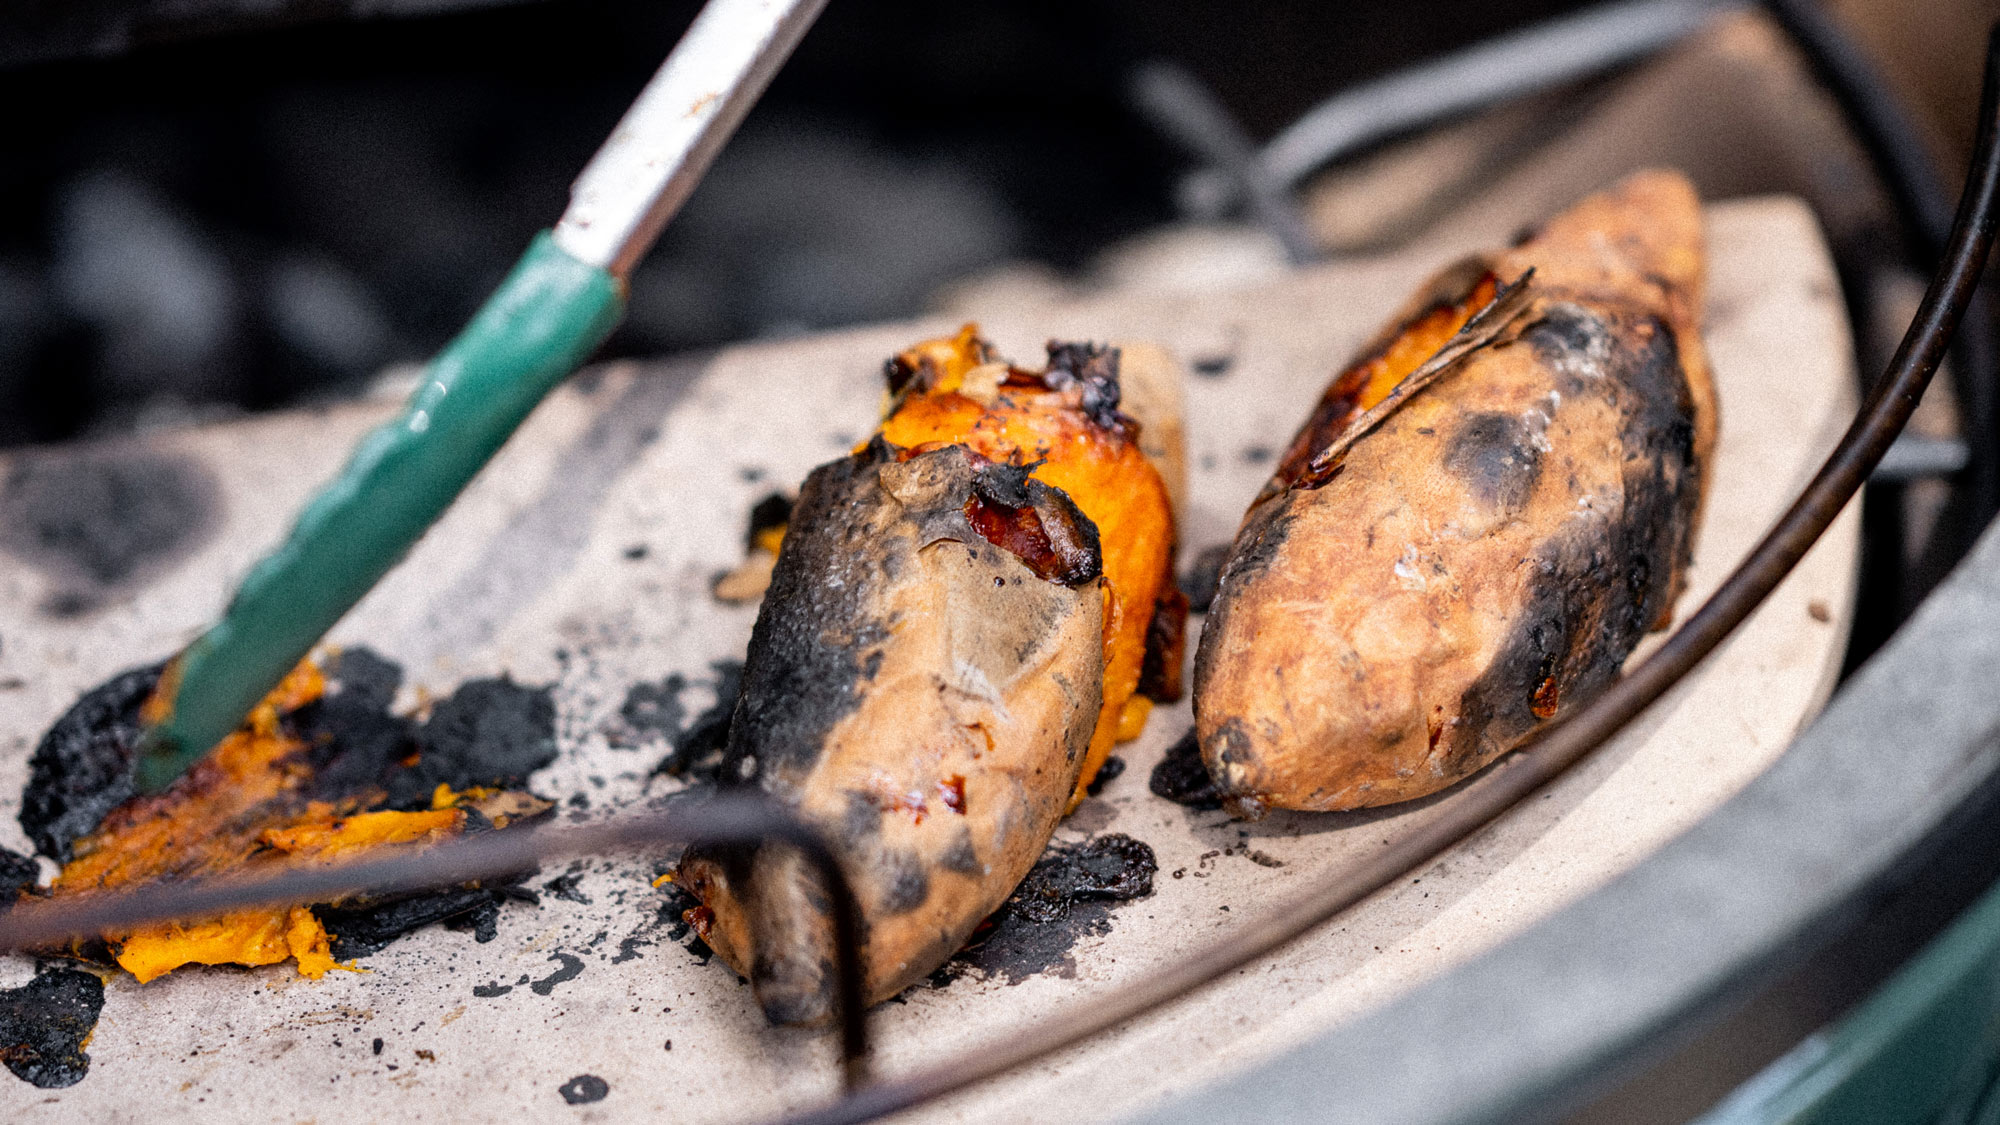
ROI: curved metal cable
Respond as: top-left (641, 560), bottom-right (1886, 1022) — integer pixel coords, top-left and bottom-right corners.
top-left (0, 793), bottom-right (874, 1091)
top-left (769, 22), bottom-right (2000, 1125)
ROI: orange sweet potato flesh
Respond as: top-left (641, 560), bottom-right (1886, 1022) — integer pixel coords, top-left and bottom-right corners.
top-left (878, 326), bottom-right (1179, 807)
top-left (1193, 170), bottom-right (1714, 814)
top-left (48, 660), bottom-right (485, 983)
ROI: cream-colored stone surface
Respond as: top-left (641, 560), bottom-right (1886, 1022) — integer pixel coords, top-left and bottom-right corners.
top-left (0, 197), bottom-right (1854, 1123)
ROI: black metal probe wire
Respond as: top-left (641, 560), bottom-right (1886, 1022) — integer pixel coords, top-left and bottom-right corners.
top-left (0, 793), bottom-right (875, 1092)
top-left (2, 12), bottom-right (1994, 1120)
top-left (764, 23), bottom-right (2000, 1125)
top-left (1761, 0), bottom-right (2000, 582)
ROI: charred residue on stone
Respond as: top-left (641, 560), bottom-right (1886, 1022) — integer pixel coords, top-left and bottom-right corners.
top-left (559, 1074), bottom-right (610, 1105)
top-left (0, 968), bottom-right (104, 1088)
top-left (626, 662), bottom-right (744, 785)
top-left (20, 663), bottom-right (161, 863)
top-left (1149, 728), bottom-right (1225, 811)
top-left (0, 448), bottom-right (219, 618)
top-left (929, 834), bottom-right (1156, 987)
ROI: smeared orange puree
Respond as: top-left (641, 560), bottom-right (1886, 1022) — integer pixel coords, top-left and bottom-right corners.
top-left (50, 659), bottom-right (482, 983)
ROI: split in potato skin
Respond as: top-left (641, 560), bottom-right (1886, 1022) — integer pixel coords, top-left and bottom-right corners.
top-left (680, 327), bottom-right (1184, 1023)
top-left (1193, 170), bottom-right (1714, 816)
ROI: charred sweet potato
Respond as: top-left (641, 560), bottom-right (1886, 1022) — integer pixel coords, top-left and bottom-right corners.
top-left (28, 653), bottom-right (553, 982)
top-left (678, 328), bottom-right (1181, 1023)
top-left (1192, 170), bottom-right (1714, 814)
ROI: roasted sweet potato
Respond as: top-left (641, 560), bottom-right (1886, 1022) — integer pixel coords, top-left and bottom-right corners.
top-left (1192, 170), bottom-right (1714, 814)
top-left (678, 329), bottom-right (1182, 1023)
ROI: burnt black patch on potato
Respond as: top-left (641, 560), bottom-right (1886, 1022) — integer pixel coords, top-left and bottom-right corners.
top-left (1037, 341), bottom-right (1125, 432)
top-left (1443, 411), bottom-right (1544, 515)
top-left (0, 967), bottom-right (103, 1088)
top-left (722, 448), bottom-right (897, 788)
top-left (20, 663), bottom-right (159, 862)
top-left (964, 456), bottom-right (1103, 587)
top-left (928, 833), bottom-right (1157, 987)
top-left (877, 851), bottom-right (932, 915)
top-left (1150, 728), bottom-right (1225, 810)
top-left (1138, 586), bottom-right (1189, 702)
top-left (1190, 501), bottom-right (1296, 697)
top-left (1451, 310), bottom-right (1700, 766)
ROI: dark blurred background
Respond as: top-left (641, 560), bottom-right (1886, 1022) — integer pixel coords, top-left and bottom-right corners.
top-left (0, 0), bottom-right (1639, 446)
top-left (1, 0), bottom-right (1989, 447)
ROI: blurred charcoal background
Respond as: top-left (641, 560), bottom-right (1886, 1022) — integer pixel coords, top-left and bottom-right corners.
top-left (0, 0), bottom-right (1989, 443)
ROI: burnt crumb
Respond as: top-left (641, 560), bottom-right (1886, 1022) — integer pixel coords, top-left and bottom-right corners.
top-left (372, 1038), bottom-right (384, 1055)
top-left (0, 968), bottom-right (103, 1088)
top-left (558, 1074), bottom-right (610, 1105)
top-left (1149, 728), bottom-right (1225, 810)
top-left (641, 662), bottom-right (744, 784)
top-left (543, 869), bottom-right (592, 905)
top-left (1178, 545), bottom-right (1231, 615)
top-left (20, 662), bottom-right (160, 862)
top-left (1085, 755), bottom-right (1126, 797)
top-left (530, 952), bottom-right (587, 996)
top-left (0, 849), bottom-right (38, 909)
top-left (321, 883), bottom-right (525, 959)
top-left (1192, 352), bottom-right (1234, 377)
top-left (930, 834), bottom-right (1156, 988)
top-left (383, 677), bottom-right (558, 809)
top-left (745, 492), bottom-right (793, 549)
top-left (1138, 586), bottom-right (1188, 702)
top-left (0, 449), bottom-right (218, 617)
top-left (622, 544), bottom-right (649, 561)
top-left (1442, 411), bottom-right (1544, 516)
top-left (611, 934), bottom-right (653, 964)
top-left (443, 896), bottom-right (504, 943)
top-left (1009, 834), bottom-right (1155, 923)
top-left (1039, 341), bottom-right (1125, 431)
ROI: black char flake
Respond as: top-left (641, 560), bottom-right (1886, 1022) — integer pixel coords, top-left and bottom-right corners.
top-left (0, 968), bottom-right (104, 1088)
top-left (930, 833), bottom-right (1156, 988)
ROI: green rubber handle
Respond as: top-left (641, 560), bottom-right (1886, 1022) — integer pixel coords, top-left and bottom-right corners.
top-left (135, 231), bottom-right (624, 791)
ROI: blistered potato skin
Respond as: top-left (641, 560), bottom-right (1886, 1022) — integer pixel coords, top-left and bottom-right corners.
top-left (679, 443), bottom-right (1104, 1024)
top-left (1193, 170), bottom-right (1713, 813)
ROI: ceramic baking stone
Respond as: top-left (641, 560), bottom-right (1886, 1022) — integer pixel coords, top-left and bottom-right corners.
top-left (0, 196), bottom-right (1856, 1123)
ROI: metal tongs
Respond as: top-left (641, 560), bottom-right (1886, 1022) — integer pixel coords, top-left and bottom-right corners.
top-left (132, 0), bottom-right (830, 790)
